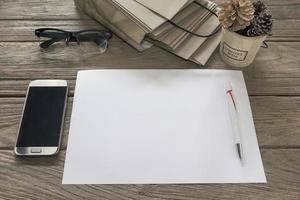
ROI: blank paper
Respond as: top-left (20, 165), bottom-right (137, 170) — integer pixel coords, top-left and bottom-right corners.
top-left (63, 69), bottom-right (266, 184)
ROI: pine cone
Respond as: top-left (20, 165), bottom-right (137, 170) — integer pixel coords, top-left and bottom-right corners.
top-left (253, 1), bottom-right (267, 15)
top-left (244, 12), bottom-right (273, 36)
top-left (218, 0), bottom-right (255, 32)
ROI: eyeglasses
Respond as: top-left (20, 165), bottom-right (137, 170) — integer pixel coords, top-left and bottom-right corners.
top-left (35, 28), bottom-right (113, 52)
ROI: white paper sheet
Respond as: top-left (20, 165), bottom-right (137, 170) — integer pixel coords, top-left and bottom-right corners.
top-left (63, 69), bottom-right (266, 184)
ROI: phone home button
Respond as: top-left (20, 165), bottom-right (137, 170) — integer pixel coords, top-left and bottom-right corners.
top-left (31, 148), bottom-right (42, 153)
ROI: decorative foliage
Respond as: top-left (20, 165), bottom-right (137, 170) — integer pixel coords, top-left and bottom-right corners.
top-left (239, 1), bottom-right (273, 37)
top-left (218, 0), bottom-right (255, 32)
top-left (218, 0), bottom-right (273, 37)
top-left (253, 0), bottom-right (266, 15)
top-left (242, 12), bottom-right (272, 36)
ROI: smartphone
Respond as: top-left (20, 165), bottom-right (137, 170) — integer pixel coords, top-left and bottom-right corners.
top-left (14, 80), bottom-right (68, 156)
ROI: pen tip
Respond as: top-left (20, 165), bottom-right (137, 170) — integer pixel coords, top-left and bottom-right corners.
top-left (237, 144), bottom-right (242, 160)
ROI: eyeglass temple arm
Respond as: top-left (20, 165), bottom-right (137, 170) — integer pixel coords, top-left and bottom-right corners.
top-left (93, 38), bottom-right (108, 47)
top-left (37, 32), bottom-right (67, 39)
top-left (39, 38), bottom-right (62, 48)
top-left (76, 29), bottom-right (112, 38)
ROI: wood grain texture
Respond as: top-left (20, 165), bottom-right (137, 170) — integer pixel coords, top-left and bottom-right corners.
top-left (0, 0), bottom-right (299, 20)
top-left (0, 0), bottom-right (87, 20)
top-left (0, 42), bottom-right (299, 80)
top-left (0, 149), bottom-right (299, 200)
top-left (1, 77), bottom-right (300, 97)
top-left (1, 97), bottom-right (300, 149)
top-left (0, 20), bottom-right (103, 42)
top-left (0, 0), bottom-right (299, 43)
top-left (0, 0), bottom-right (299, 199)
top-left (0, 41), bottom-right (299, 96)
top-left (271, 20), bottom-right (300, 41)
top-left (0, 41), bottom-right (199, 80)
top-left (0, 19), bottom-right (298, 42)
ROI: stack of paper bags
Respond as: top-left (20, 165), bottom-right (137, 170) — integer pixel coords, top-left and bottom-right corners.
top-left (74, 0), bottom-right (222, 65)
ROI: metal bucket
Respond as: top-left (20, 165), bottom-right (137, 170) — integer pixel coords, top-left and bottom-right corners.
top-left (219, 28), bottom-right (267, 68)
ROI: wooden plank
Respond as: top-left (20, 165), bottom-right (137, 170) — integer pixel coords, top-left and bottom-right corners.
top-left (0, 42), bottom-right (299, 79)
top-left (0, 0), bottom-right (299, 20)
top-left (0, 40), bottom-right (200, 80)
top-left (1, 76), bottom-right (300, 97)
top-left (0, 0), bottom-right (298, 42)
top-left (0, 0), bottom-right (299, 42)
top-left (0, 20), bottom-right (103, 42)
top-left (0, 0), bottom-right (87, 20)
top-left (0, 19), bottom-right (299, 42)
top-left (271, 19), bottom-right (300, 41)
top-left (1, 96), bottom-right (300, 149)
top-left (245, 77), bottom-right (300, 96)
top-left (251, 96), bottom-right (300, 148)
top-left (0, 0), bottom-right (298, 43)
top-left (0, 149), bottom-right (299, 200)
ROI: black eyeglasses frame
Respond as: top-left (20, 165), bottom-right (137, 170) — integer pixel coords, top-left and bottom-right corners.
top-left (35, 28), bottom-right (113, 49)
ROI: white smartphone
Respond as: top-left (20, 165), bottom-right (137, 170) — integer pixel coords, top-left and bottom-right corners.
top-left (14, 80), bottom-right (68, 156)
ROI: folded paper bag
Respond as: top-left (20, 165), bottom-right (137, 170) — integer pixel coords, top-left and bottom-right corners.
top-left (74, 0), bottom-right (221, 65)
top-left (135, 0), bottom-right (193, 20)
top-left (74, 0), bottom-right (151, 51)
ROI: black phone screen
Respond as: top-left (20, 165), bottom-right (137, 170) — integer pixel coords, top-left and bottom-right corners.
top-left (16, 86), bottom-right (67, 147)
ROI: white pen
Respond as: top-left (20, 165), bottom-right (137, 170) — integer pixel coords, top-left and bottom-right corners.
top-left (226, 83), bottom-right (243, 161)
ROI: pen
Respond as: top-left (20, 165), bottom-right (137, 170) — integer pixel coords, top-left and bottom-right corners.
top-left (226, 84), bottom-right (243, 161)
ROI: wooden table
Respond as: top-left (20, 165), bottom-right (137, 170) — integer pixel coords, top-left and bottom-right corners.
top-left (0, 0), bottom-right (299, 199)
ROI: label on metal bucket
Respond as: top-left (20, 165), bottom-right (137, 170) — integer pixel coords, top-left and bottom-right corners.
top-left (222, 42), bottom-right (248, 61)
